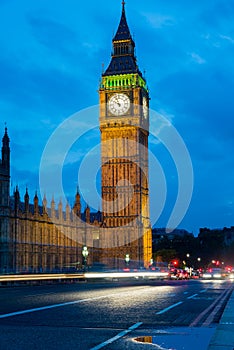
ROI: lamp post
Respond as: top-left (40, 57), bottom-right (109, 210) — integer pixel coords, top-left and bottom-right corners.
top-left (197, 257), bottom-right (201, 269)
top-left (186, 254), bottom-right (192, 276)
top-left (82, 246), bottom-right (89, 272)
top-left (125, 254), bottom-right (130, 267)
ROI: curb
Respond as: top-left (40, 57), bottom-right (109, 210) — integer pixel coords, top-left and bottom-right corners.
top-left (208, 288), bottom-right (234, 350)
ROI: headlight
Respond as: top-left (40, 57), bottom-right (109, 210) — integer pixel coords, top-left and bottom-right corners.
top-left (213, 273), bottom-right (221, 278)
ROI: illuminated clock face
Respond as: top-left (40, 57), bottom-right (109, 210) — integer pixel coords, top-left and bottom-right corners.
top-left (143, 97), bottom-right (148, 118)
top-left (108, 93), bottom-right (130, 116)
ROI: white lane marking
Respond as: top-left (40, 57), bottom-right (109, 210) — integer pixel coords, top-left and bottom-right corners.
top-left (0, 295), bottom-right (106, 319)
top-left (183, 291), bottom-right (188, 294)
top-left (90, 322), bottom-right (143, 350)
top-left (0, 286), bottom-right (150, 319)
top-left (200, 289), bottom-right (207, 293)
top-left (156, 301), bottom-right (183, 315)
top-left (187, 293), bottom-right (198, 299)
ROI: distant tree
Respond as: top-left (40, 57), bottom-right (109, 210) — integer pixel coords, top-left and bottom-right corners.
top-left (153, 233), bottom-right (199, 266)
top-left (153, 249), bottom-right (177, 264)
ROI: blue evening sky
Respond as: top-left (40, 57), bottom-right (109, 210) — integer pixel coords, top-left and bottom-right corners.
top-left (0, 0), bottom-right (233, 234)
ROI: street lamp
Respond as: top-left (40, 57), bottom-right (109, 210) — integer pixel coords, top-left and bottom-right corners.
top-left (125, 254), bottom-right (130, 267)
top-left (185, 254), bottom-right (192, 276)
top-left (82, 246), bottom-right (89, 272)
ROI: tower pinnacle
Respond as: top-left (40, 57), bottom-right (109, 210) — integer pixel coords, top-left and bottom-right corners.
top-left (2, 127), bottom-right (10, 147)
top-left (103, 2), bottom-right (142, 76)
top-left (1, 127), bottom-right (10, 170)
top-left (113, 1), bottom-right (131, 41)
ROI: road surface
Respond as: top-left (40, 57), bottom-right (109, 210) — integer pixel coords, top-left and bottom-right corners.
top-left (0, 278), bottom-right (232, 349)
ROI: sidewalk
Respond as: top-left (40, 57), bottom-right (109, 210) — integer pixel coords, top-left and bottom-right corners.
top-left (208, 290), bottom-right (234, 350)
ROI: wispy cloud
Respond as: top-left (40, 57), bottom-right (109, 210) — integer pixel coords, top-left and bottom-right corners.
top-left (142, 13), bottom-right (175, 29)
top-left (189, 52), bottom-right (206, 64)
top-left (219, 34), bottom-right (234, 44)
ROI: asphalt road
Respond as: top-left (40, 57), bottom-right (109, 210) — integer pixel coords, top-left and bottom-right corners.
top-left (0, 279), bottom-right (232, 350)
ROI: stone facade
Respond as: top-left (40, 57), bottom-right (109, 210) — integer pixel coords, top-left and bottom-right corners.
top-left (0, 3), bottom-right (152, 273)
top-left (99, 2), bottom-right (152, 267)
top-left (0, 128), bottom-right (102, 273)
top-left (7, 189), bottom-right (101, 273)
top-left (0, 153), bottom-right (102, 273)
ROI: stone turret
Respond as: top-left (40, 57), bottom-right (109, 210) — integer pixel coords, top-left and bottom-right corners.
top-left (34, 192), bottom-right (39, 215)
top-left (42, 194), bottom-right (47, 215)
top-left (24, 188), bottom-right (29, 213)
top-left (85, 206), bottom-right (90, 224)
top-left (73, 188), bottom-right (81, 217)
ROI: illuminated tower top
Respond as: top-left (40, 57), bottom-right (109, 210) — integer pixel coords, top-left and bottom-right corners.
top-left (103, 1), bottom-right (142, 77)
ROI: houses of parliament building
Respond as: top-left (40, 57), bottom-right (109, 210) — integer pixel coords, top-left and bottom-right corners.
top-left (0, 2), bottom-right (152, 273)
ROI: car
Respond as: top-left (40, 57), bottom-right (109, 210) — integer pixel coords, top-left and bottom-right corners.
top-left (178, 269), bottom-right (189, 280)
top-left (202, 268), bottom-right (226, 279)
top-left (169, 268), bottom-right (178, 279)
top-left (228, 269), bottom-right (234, 280)
top-left (169, 268), bottom-right (189, 280)
top-left (191, 271), bottom-right (201, 279)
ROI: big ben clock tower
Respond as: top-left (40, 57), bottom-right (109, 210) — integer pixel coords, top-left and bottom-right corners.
top-left (99, 1), bottom-right (152, 268)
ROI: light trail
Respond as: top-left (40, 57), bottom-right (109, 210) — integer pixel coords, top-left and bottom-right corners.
top-left (0, 271), bottom-right (169, 283)
top-left (0, 273), bottom-right (83, 282)
top-left (84, 271), bottom-right (169, 279)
